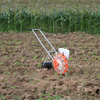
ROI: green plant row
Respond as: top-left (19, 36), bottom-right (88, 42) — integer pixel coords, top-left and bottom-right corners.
top-left (0, 7), bottom-right (100, 34)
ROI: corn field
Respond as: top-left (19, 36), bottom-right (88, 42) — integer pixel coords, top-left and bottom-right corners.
top-left (0, 7), bottom-right (100, 34)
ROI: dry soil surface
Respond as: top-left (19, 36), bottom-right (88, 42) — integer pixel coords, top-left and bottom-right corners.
top-left (0, 31), bottom-right (100, 100)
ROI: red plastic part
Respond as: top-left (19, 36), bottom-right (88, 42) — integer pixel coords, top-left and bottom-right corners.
top-left (53, 53), bottom-right (69, 74)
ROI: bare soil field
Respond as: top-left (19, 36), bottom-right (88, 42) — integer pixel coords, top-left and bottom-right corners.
top-left (0, 31), bottom-right (100, 100)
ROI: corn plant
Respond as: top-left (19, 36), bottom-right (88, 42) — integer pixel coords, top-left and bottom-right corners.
top-left (31, 11), bottom-right (33, 29)
top-left (69, 9), bottom-right (71, 32)
top-left (14, 8), bottom-right (17, 32)
top-left (7, 9), bottom-right (10, 31)
top-left (74, 9), bottom-right (77, 32)
top-left (19, 10), bottom-right (22, 32)
top-left (0, 7), bottom-right (100, 34)
top-left (80, 9), bottom-right (84, 32)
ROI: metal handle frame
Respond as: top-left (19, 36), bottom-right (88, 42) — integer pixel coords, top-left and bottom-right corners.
top-left (31, 29), bottom-right (58, 61)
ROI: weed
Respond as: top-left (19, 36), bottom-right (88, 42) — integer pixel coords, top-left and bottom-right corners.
top-left (11, 86), bottom-right (16, 89)
top-left (33, 55), bottom-right (37, 59)
top-left (54, 72), bottom-right (58, 75)
top-left (15, 62), bottom-right (23, 66)
top-left (73, 94), bottom-right (75, 96)
top-left (69, 57), bottom-right (74, 61)
top-left (12, 95), bottom-right (20, 100)
top-left (36, 80), bottom-right (39, 82)
top-left (66, 90), bottom-right (69, 93)
top-left (29, 80), bottom-right (35, 84)
top-left (53, 95), bottom-right (64, 99)
top-left (0, 62), bottom-right (3, 66)
top-left (7, 72), bottom-right (11, 75)
top-left (97, 73), bottom-right (100, 77)
top-left (37, 98), bottom-right (43, 100)
top-left (76, 58), bottom-right (78, 61)
top-left (25, 63), bottom-right (29, 66)
top-left (73, 73), bottom-right (74, 76)
top-left (82, 34), bottom-right (86, 36)
top-left (47, 79), bottom-right (50, 81)
top-left (24, 71), bottom-right (27, 74)
top-left (92, 58), bottom-right (94, 60)
top-left (84, 73), bottom-right (86, 76)
top-left (37, 63), bottom-right (41, 68)
top-left (4, 79), bottom-right (7, 82)
top-left (47, 98), bottom-right (51, 100)
top-left (0, 95), bottom-right (6, 100)
top-left (82, 81), bottom-right (86, 84)
top-left (30, 49), bottom-right (33, 52)
top-left (77, 73), bottom-right (79, 76)
top-left (42, 57), bottom-right (46, 60)
top-left (3, 49), bottom-right (6, 51)
top-left (81, 89), bottom-right (84, 91)
top-left (62, 42), bottom-right (66, 46)
top-left (84, 57), bottom-right (88, 61)
top-left (34, 71), bottom-right (36, 76)
top-left (81, 46), bottom-right (86, 49)
top-left (21, 57), bottom-right (26, 59)
top-left (13, 72), bottom-right (19, 75)
top-left (3, 72), bottom-right (6, 75)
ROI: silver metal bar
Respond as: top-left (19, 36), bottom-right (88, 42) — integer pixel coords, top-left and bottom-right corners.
top-left (39, 29), bottom-right (57, 54)
top-left (32, 29), bottom-right (55, 60)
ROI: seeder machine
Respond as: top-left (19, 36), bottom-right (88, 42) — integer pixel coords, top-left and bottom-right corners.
top-left (28, 29), bottom-right (70, 75)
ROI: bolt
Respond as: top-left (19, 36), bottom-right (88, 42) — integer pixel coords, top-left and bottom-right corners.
top-left (62, 52), bottom-right (64, 56)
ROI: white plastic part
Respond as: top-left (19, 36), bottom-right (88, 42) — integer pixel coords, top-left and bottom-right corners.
top-left (58, 48), bottom-right (70, 59)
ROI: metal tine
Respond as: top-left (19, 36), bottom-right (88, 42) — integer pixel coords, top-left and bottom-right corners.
top-left (44, 55), bottom-right (48, 63)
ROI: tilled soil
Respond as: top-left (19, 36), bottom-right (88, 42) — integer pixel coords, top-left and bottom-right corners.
top-left (0, 31), bottom-right (100, 100)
